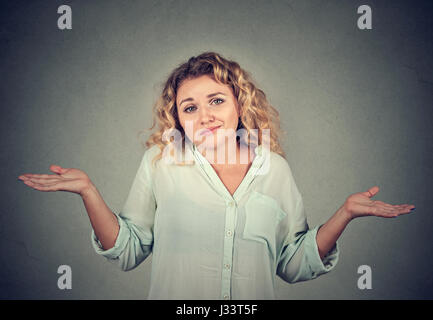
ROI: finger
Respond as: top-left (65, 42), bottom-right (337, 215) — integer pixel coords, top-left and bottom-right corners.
top-left (372, 202), bottom-right (398, 213)
top-left (20, 176), bottom-right (60, 184)
top-left (373, 201), bottom-right (393, 208)
top-left (363, 186), bottom-right (380, 198)
top-left (372, 206), bottom-right (413, 218)
top-left (396, 205), bottom-right (415, 213)
top-left (388, 204), bottom-right (414, 213)
top-left (374, 200), bottom-right (397, 208)
top-left (371, 208), bottom-right (400, 218)
top-left (25, 178), bottom-right (79, 193)
top-left (398, 204), bottom-right (416, 209)
top-left (22, 179), bottom-right (56, 187)
top-left (50, 165), bottom-right (66, 174)
top-left (19, 174), bottom-right (60, 180)
top-left (20, 173), bottom-right (51, 178)
top-left (24, 180), bottom-right (50, 190)
top-left (380, 205), bottom-right (411, 214)
top-left (370, 205), bottom-right (401, 216)
top-left (18, 174), bottom-right (34, 180)
top-left (396, 210), bottom-right (412, 216)
top-left (374, 201), bottom-right (415, 211)
top-left (22, 180), bottom-right (60, 192)
top-left (377, 200), bottom-right (415, 208)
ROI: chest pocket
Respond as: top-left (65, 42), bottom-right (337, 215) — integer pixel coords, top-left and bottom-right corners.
top-left (243, 191), bottom-right (287, 260)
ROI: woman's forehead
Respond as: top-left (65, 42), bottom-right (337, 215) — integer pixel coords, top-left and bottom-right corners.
top-left (177, 76), bottom-right (232, 101)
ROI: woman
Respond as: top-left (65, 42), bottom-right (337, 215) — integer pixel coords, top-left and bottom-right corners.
top-left (18, 52), bottom-right (415, 299)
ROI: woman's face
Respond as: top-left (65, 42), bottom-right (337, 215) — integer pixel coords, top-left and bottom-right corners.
top-left (176, 75), bottom-right (240, 155)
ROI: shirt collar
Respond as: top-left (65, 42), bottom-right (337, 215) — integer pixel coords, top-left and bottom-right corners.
top-left (186, 139), bottom-right (268, 170)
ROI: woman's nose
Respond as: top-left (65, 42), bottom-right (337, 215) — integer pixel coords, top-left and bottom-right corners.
top-left (199, 107), bottom-right (215, 124)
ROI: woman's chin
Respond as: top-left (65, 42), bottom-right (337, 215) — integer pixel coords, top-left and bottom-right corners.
top-left (196, 136), bottom-right (229, 150)
top-left (197, 140), bottom-right (240, 161)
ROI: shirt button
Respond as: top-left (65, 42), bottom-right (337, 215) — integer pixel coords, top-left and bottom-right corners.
top-left (226, 230), bottom-right (233, 237)
top-left (223, 294), bottom-right (230, 300)
top-left (228, 201), bottom-right (235, 207)
top-left (224, 263), bottom-right (231, 270)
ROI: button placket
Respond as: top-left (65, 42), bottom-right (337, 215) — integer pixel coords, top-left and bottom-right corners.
top-left (187, 142), bottom-right (270, 299)
top-left (221, 199), bottom-right (236, 300)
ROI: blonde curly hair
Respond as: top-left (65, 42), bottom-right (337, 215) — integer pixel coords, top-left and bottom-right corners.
top-left (138, 51), bottom-right (287, 167)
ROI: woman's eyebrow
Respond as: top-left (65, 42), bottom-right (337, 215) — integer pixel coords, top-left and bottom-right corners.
top-left (179, 92), bottom-right (226, 107)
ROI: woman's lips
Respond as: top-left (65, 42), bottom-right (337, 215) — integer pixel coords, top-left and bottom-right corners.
top-left (200, 125), bottom-right (221, 135)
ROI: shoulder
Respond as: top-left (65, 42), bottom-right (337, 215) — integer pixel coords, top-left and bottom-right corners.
top-left (268, 150), bottom-right (294, 177)
top-left (264, 150), bottom-right (301, 193)
top-left (144, 144), bottom-right (162, 160)
top-left (136, 144), bottom-right (163, 175)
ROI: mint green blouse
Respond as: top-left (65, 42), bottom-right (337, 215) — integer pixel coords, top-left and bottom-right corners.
top-left (91, 140), bottom-right (339, 300)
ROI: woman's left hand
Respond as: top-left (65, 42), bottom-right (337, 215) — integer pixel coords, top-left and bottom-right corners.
top-left (342, 186), bottom-right (415, 220)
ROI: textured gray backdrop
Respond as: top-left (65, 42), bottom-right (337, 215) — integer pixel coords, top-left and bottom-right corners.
top-left (1, 0), bottom-right (432, 299)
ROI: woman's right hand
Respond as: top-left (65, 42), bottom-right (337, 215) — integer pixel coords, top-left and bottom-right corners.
top-left (18, 165), bottom-right (92, 196)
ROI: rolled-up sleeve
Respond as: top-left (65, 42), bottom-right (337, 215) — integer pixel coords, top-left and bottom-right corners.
top-left (276, 162), bottom-right (339, 283)
top-left (90, 147), bottom-right (157, 271)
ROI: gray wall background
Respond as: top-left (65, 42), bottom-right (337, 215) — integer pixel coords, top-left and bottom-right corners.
top-left (1, 0), bottom-right (432, 299)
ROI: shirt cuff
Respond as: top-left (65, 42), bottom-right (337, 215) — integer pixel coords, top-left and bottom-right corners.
top-left (304, 224), bottom-right (339, 276)
top-left (90, 212), bottom-right (131, 259)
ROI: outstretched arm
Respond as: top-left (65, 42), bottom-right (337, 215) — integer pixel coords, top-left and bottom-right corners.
top-left (315, 186), bottom-right (415, 260)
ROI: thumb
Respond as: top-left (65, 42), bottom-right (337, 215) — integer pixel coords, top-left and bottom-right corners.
top-left (50, 165), bottom-right (65, 174)
top-left (363, 185), bottom-right (380, 198)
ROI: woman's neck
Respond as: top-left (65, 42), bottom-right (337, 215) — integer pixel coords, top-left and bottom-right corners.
top-left (202, 142), bottom-right (255, 171)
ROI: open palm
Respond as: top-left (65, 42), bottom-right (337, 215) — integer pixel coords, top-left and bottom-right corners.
top-left (18, 165), bottom-right (91, 196)
top-left (344, 186), bottom-right (415, 219)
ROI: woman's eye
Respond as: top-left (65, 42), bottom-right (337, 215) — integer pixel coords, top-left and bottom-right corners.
top-left (183, 98), bottom-right (224, 113)
top-left (212, 98), bottom-right (224, 105)
top-left (184, 106), bottom-right (196, 113)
